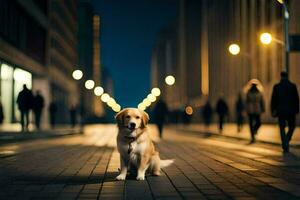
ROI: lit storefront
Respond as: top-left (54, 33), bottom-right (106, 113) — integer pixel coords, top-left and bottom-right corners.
top-left (0, 62), bottom-right (32, 123)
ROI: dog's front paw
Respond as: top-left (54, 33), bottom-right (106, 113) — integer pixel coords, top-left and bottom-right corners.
top-left (116, 174), bottom-right (126, 180)
top-left (136, 175), bottom-right (145, 181)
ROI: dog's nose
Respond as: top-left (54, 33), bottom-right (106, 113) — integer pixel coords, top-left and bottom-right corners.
top-left (129, 123), bottom-right (136, 129)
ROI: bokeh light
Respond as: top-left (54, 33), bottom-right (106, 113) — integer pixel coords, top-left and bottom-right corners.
top-left (228, 44), bottom-right (240, 55)
top-left (151, 87), bottom-right (161, 96)
top-left (94, 86), bottom-right (104, 96)
top-left (165, 75), bottom-right (175, 86)
top-left (85, 80), bottom-right (95, 90)
top-left (72, 70), bottom-right (83, 80)
top-left (185, 106), bottom-right (193, 115)
top-left (101, 93), bottom-right (110, 102)
top-left (260, 33), bottom-right (272, 45)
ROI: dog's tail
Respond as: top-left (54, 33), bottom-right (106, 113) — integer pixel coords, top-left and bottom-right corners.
top-left (160, 159), bottom-right (174, 168)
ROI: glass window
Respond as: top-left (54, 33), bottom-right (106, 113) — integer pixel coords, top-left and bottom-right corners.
top-left (1, 63), bottom-right (14, 123)
top-left (13, 68), bottom-right (32, 121)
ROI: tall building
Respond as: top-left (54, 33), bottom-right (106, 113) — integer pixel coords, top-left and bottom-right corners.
top-left (0, 0), bottom-right (80, 127)
top-left (48, 0), bottom-right (79, 124)
top-left (152, 0), bottom-right (300, 124)
top-left (92, 15), bottom-right (104, 117)
top-left (0, 0), bottom-right (48, 125)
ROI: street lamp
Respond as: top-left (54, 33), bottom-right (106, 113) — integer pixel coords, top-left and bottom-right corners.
top-left (100, 93), bottom-right (110, 102)
top-left (72, 70), bottom-right (83, 80)
top-left (147, 94), bottom-right (156, 102)
top-left (85, 80), bottom-right (95, 90)
top-left (165, 75), bottom-right (175, 86)
top-left (260, 33), bottom-right (272, 45)
top-left (94, 86), bottom-right (104, 96)
top-left (151, 88), bottom-right (161, 96)
top-left (228, 44), bottom-right (240, 55)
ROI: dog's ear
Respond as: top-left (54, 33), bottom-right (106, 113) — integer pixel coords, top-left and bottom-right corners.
top-left (115, 109), bottom-right (126, 127)
top-left (141, 110), bottom-right (149, 128)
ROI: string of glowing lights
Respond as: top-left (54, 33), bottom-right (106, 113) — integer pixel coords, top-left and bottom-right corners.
top-left (137, 87), bottom-right (161, 111)
top-left (72, 69), bottom-right (121, 112)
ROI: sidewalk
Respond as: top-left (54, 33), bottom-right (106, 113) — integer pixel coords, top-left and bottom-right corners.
top-left (172, 123), bottom-right (300, 146)
top-left (0, 123), bottom-right (82, 143)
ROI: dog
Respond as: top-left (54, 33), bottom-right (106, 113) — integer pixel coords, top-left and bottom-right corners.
top-left (115, 108), bottom-right (173, 181)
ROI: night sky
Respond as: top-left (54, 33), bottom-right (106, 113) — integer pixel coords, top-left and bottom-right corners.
top-left (91, 0), bottom-right (178, 107)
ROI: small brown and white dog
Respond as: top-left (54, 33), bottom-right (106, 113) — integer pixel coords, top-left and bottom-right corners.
top-left (115, 108), bottom-right (173, 181)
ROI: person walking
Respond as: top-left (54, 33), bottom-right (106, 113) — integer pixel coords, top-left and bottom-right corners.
top-left (216, 97), bottom-right (229, 133)
top-left (271, 72), bottom-right (299, 153)
top-left (33, 90), bottom-right (44, 129)
top-left (69, 105), bottom-right (77, 128)
top-left (0, 99), bottom-right (4, 124)
top-left (153, 98), bottom-right (168, 138)
top-left (49, 101), bottom-right (58, 128)
top-left (202, 100), bottom-right (213, 128)
top-left (246, 83), bottom-right (265, 143)
top-left (235, 93), bottom-right (245, 132)
top-left (17, 84), bottom-right (33, 131)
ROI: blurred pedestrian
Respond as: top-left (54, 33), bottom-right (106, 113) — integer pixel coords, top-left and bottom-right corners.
top-left (246, 83), bottom-right (265, 143)
top-left (216, 97), bottom-right (228, 133)
top-left (235, 93), bottom-right (245, 132)
top-left (202, 100), bottom-right (213, 128)
top-left (69, 105), bottom-right (77, 128)
top-left (0, 99), bottom-right (4, 124)
top-left (153, 98), bottom-right (168, 138)
top-left (271, 72), bottom-right (299, 153)
top-left (182, 108), bottom-right (192, 125)
top-left (17, 84), bottom-right (33, 131)
top-left (49, 101), bottom-right (57, 128)
top-left (33, 90), bottom-right (44, 129)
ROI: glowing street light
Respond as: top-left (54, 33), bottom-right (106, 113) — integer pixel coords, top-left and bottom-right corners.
top-left (94, 86), bottom-right (104, 96)
top-left (143, 99), bottom-right (151, 107)
top-left (107, 98), bottom-right (116, 107)
top-left (165, 75), bottom-right (175, 86)
top-left (260, 33), bottom-right (272, 45)
top-left (112, 104), bottom-right (121, 112)
top-left (147, 94), bottom-right (156, 102)
top-left (277, 0), bottom-right (283, 4)
top-left (85, 80), bottom-right (95, 90)
top-left (138, 103), bottom-right (146, 111)
top-left (228, 44), bottom-right (240, 55)
top-left (101, 93), bottom-right (110, 102)
top-left (151, 88), bottom-right (161, 96)
top-left (72, 70), bottom-right (83, 80)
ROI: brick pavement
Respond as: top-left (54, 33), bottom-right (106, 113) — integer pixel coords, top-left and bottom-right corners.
top-left (0, 124), bottom-right (300, 199)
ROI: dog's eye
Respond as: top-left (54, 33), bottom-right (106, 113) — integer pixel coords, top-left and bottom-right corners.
top-left (136, 116), bottom-right (140, 119)
top-left (125, 116), bottom-right (130, 119)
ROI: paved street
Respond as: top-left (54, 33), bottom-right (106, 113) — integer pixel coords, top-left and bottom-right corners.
top-left (1, 124), bottom-right (300, 200)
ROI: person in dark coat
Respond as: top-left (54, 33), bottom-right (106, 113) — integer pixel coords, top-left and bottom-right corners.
top-left (17, 84), bottom-right (33, 131)
top-left (216, 97), bottom-right (229, 133)
top-left (33, 90), bottom-right (44, 129)
top-left (246, 83), bottom-right (265, 143)
top-left (202, 100), bottom-right (213, 128)
top-left (49, 101), bottom-right (57, 128)
top-left (0, 100), bottom-right (4, 124)
top-left (235, 93), bottom-right (245, 132)
top-left (153, 98), bottom-right (168, 138)
top-left (69, 105), bottom-right (77, 128)
top-left (271, 72), bottom-right (299, 153)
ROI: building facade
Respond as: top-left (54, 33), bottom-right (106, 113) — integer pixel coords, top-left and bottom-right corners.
top-left (48, 0), bottom-right (79, 124)
top-left (0, 0), bottom-right (48, 125)
top-left (0, 0), bottom-right (80, 128)
top-left (152, 0), bottom-right (300, 124)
